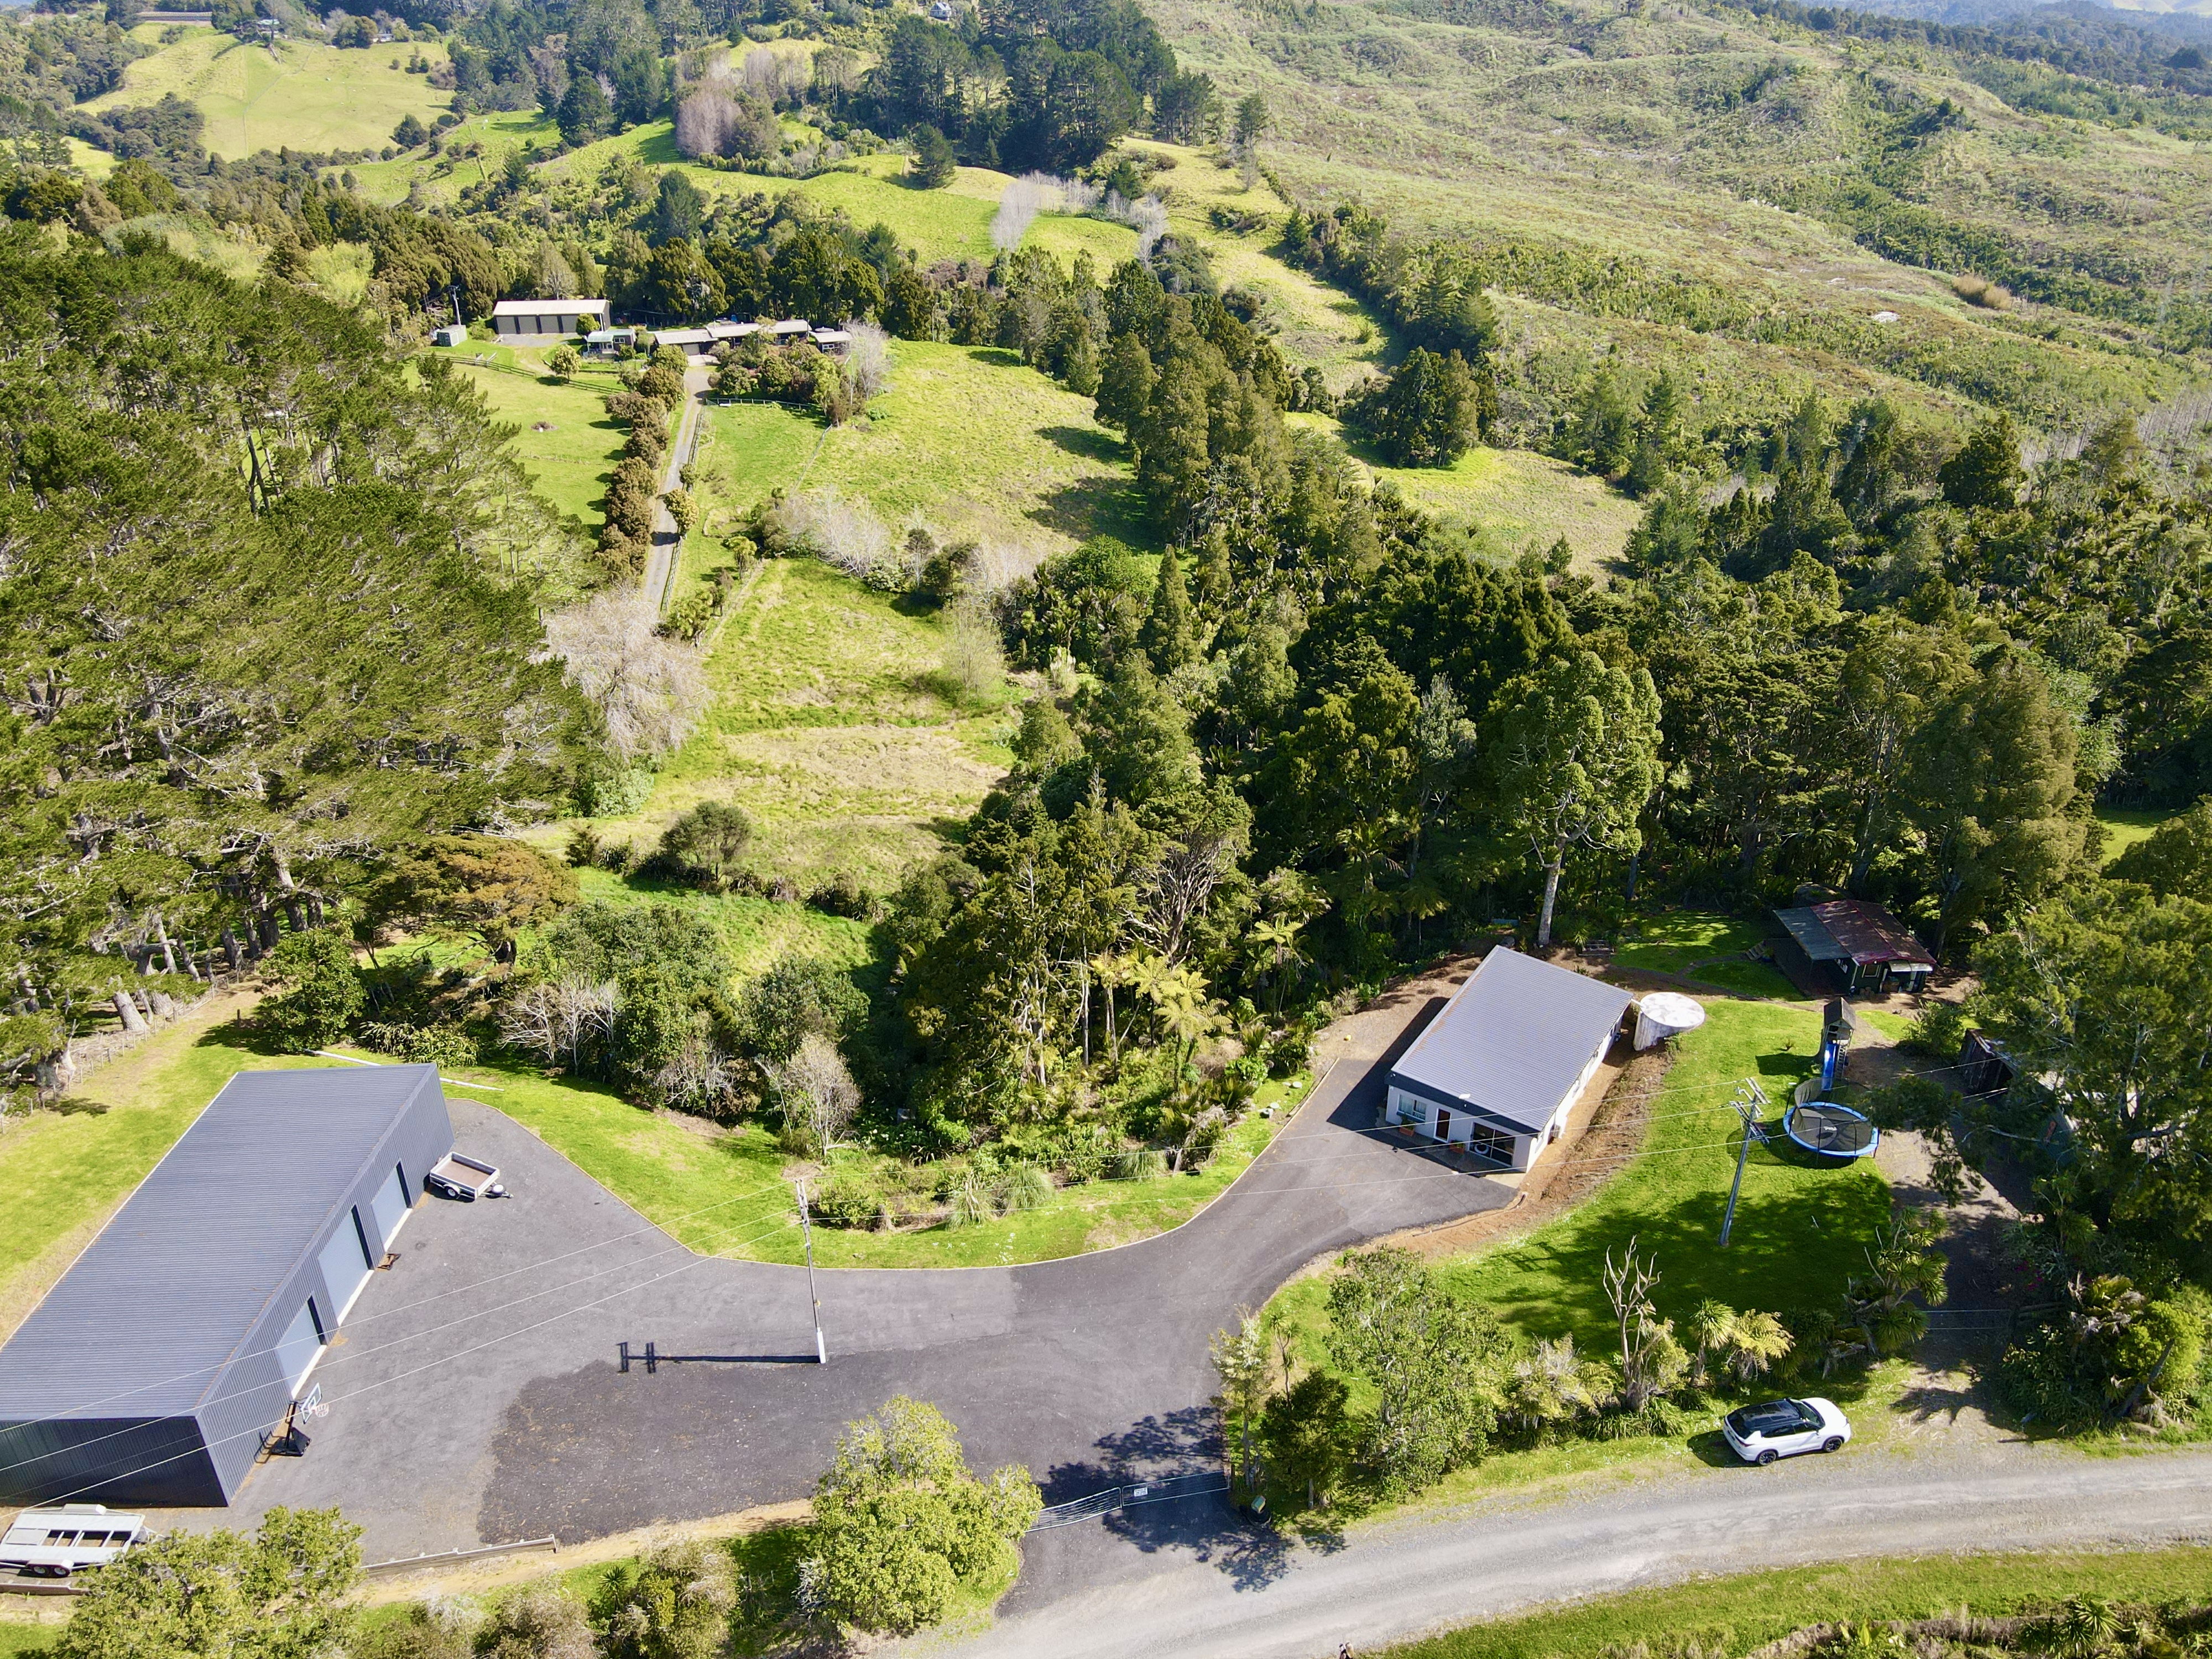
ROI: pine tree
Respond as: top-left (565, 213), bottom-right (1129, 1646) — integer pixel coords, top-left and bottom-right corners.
top-left (1140, 546), bottom-right (1198, 674)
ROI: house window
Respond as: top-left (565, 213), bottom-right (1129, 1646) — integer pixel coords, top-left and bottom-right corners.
top-left (1464, 1124), bottom-right (1515, 1167)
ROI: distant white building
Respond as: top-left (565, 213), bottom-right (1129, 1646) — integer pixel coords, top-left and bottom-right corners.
top-left (429, 324), bottom-right (467, 348)
top-left (491, 298), bottom-right (611, 342)
top-left (1385, 948), bottom-right (1632, 1171)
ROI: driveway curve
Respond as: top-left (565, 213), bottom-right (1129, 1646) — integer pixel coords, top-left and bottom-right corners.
top-left (218, 966), bottom-right (1505, 1555)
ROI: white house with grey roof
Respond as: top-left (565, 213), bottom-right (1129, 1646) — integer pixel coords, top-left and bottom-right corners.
top-left (1385, 948), bottom-right (1632, 1171)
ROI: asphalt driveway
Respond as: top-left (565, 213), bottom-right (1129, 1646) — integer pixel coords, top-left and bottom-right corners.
top-left (210, 966), bottom-right (1509, 1556)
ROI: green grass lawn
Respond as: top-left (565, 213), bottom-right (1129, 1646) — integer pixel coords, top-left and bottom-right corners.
top-left (0, 993), bottom-right (1302, 1291)
top-left (528, 130), bottom-right (1133, 268)
top-left (89, 28), bottom-right (452, 160)
top-left (1613, 912), bottom-right (1795, 1001)
top-left (428, 342), bottom-right (630, 528)
top-left (605, 554), bottom-right (1019, 891)
top-left (1141, 141), bottom-right (1386, 390)
top-left (2096, 806), bottom-right (2174, 866)
top-left (1267, 995), bottom-right (1886, 1379)
top-left (346, 108), bottom-right (558, 206)
top-left (1435, 998), bottom-right (1885, 1333)
top-left (691, 340), bottom-right (1148, 575)
top-left (1385, 1545), bottom-right (2212, 1658)
top-left (569, 866), bottom-right (874, 980)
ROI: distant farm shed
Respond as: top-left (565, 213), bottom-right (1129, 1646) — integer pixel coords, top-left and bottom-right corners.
top-left (492, 298), bottom-right (610, 341)
top-left (0, 1067), bottom-right (454, 1508)
top-left (1386, 948), bottom-right (1633, 1170)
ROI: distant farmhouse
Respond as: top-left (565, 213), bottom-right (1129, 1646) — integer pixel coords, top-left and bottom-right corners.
top-left (1386, 948), bottom-right (1634, 1171)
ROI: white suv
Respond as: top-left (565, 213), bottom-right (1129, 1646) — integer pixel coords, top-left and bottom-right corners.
top-left (1723, 1397), bottom-right (1851, 1465)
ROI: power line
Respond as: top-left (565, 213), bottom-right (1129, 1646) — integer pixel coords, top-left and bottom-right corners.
top-left (0, 1168), bottom-right (808, 1446)
top-left (0, 1175), bottom-right (816, 1477)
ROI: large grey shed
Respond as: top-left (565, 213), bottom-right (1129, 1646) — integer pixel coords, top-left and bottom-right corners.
top-left (1386, 948), bottom-right (1632, 1171)
top-left (0, 1066), bottom-right (453, 1507)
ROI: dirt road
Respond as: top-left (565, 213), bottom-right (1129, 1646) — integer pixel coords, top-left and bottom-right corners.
top-left (941, 1439), bottom-right (2212, 1659)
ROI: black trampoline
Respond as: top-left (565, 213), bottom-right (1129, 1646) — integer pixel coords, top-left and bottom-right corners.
top-left (1783, 1100), bottom-right (1880, 1160)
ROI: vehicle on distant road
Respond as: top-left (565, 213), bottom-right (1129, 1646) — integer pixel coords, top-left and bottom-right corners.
top-left (425, 1151), bottom-right (504, 1200)
top-left (1722, 1397), bottom-right (1851, 1465)
top-left (1, 1505), bottom-right (147, 1577)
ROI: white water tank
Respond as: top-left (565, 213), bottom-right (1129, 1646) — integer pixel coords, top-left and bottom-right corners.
top-left (1634, 992), bottom-right (1707, 1050)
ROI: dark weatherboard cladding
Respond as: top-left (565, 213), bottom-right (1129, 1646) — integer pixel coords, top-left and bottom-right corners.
top-left (0, 1065), bottom-right (453, 1507)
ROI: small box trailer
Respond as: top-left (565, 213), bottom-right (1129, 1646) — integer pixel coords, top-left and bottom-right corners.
top-left (425, 1151), bottom-right (504, 1200)
top-left (1, 1505), bottom-right (148, 1577)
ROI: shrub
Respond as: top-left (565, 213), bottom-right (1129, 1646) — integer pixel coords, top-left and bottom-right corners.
top-left (599, 1539), bottom-right (734, 1659)
top-left (807, 1397), bottom-right (1040, 1634)
top-left (358, 1021), bottom-right (478, 1070)
top-left (998, 1163), bottom-right (1053, 1212)
top-left (768, 489), bottom-right (893, 580)
top-left (808, 870), bottom-right (873, 918)
top-left (259, 929), bottom-right (365, 1052)
top-left (933, 604), bottom-right (1005, 705)
top-left (545, 344), bottom-right (578, 378)
top-left (734, 954), bottom-right (867, 1065)
top-left (1906, 998), bottom-right (1969, 1060)
top-left (1113, 1146), bottom-right (1168, 1181)
top-left (576, 765), bottom-right (656, 817)
top-left (812, 1171), bottom-right (886, 1229)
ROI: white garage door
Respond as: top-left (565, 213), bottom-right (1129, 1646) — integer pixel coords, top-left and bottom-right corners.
top-left (368, 1165), bottom-right (409, 1246)
top-left (275, 1300), bottom-right (323, 1392)
top-left (317, 1211), bottom-right (373, 1324)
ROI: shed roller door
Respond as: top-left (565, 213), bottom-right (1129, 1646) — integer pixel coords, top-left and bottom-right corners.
top-left (369, 1165), bottom-right (409, 1245)
top-left (276, 1301), bottom-right (321, 1391)
top-left (317, 1213), bottom-right (373, 1323)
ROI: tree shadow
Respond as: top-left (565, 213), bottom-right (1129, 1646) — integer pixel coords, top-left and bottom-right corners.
top-left (1026, 476), bottom-right (1151, 546)
top-left (1038, 424), bottom-right (1123, 463)
top-left (1040, 1408), bottom-right (1297, 1592)
top-left (962, 346), bottom-right (1030, 372)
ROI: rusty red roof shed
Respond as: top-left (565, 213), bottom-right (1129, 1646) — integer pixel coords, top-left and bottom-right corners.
top-left (1810, 900), bottom-right (1934, 968)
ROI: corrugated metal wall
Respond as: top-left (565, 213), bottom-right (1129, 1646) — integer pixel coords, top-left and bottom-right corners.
top-left (0, 1071), bottom-right (453, 1508)
top-left (195, 1086), bottom-right (453, 1502)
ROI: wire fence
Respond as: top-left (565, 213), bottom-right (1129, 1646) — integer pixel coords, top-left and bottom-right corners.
top-left (1028, 1472), bottom-right (1230, 1532)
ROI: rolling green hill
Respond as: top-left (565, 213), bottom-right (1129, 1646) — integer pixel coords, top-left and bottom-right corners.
top-left (86, 24), bottom-right (453, 159)
top-left (1151, 0), bottom-right (2212, 436)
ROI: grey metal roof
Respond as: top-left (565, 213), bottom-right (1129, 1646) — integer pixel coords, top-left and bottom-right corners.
top-left (1773, 906), bottom-right (1849, 963)
top-left (0, 1066), bottom-right (442, 1420)
top-left (1389, 948), bottom-right (1634, 1134)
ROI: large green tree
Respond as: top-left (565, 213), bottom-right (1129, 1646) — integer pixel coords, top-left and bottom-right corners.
top-left (1484, 651), bottom-right (1664, 947)
top-left (57, 1507), bottom-right (359, 1659)
top-left (809, 1396), bottom-right (1041, 1634)
top-left (1326, 1246), bottom-right (1506, 1493)
top-left (0, 236), bottom-right (586, 1022)
top-left (1972, 885), bottom-right (2212, 1248)
top-left (1905, 649), bottom-right (2083, 958)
